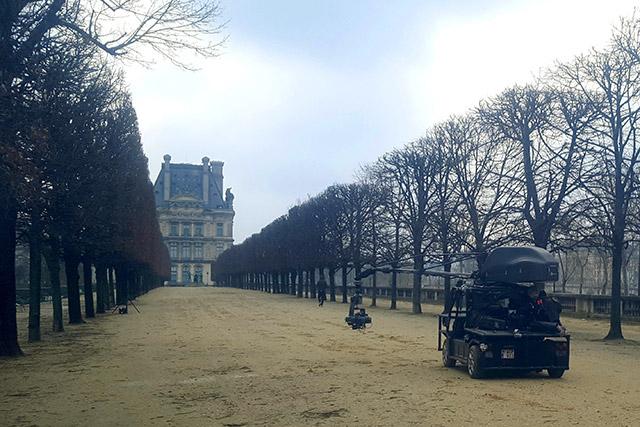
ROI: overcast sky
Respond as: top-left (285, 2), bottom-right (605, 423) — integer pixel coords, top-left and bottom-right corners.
top-left (125, 0), bottom-right (636, 243)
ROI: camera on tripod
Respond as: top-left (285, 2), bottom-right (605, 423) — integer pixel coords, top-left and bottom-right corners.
top-left (345, 279), bottom-right (372, 330)
top-left (345, 307), bottom-right (372, 329)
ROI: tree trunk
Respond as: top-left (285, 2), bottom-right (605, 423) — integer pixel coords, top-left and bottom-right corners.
top-left (341, 265), bottom-right (348, 303)
top-left (606, 245), bottom-right (624, 339)
top-left (309, 268), bottom-right (316, 299)
top-left (108, 267), bottom-right (116, 307)
top-left (412, 252), bottom-right (423, 314)
top-left (281, 272), bottom-right (286, 294)
top-left (128, 269), bottom-right (138, 300)
top-left (579, 253), bottom-right (586, 295)
top-left (277, 272), bottom-right (282, 293)
top-left (63, 247), bottom-right (83, 324)
top-left (390, 269), bottom-right (397, 310)
top-left (371, 221), bottom-right (378, 307)
top-left (82, 256), bottom-right (95, 318)
top-left (370, 269), bottom-right (377, 307)
top-left (284, 271), bottom-right (289, 295)
top-left (328, 266), bottom-right (336, 302)
top-left (296, 269), bottom-right (303, 298)
top-left (391, 225), bottom-right (400, 310)
top-left (95, 263), bottom-right (107, 314)
top-left (286, 272), bottom-right (290, 294)
top-left (443, 253), bottom-right (451, 310)
top-left (115, 265), bottom-right (129, 306)
top-left (601, 254), bottom-right (609, 295)
top-left (622, 247), bottom-right (631, 296)
top-left (43, 241), bottom-right (64, 332)
top-left (558, 252), bottom-right (565, 293)
top-left (0, 202), bottom-right (22, 356)
top-left (28, 213), bottom-right (42, 342)
top-left (606, 180), bottom-right (624, 339)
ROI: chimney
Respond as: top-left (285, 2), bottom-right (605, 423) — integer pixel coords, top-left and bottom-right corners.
top-left (163, 154), bottom-right (171, 200)
top-left (202, 156), bottom-right (210, 203)
top-left (210, 161), bottom-right (224, 198)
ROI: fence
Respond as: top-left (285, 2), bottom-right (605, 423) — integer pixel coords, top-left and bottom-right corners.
top-left (15, 287), bottom-right (68, 304)
top-left (355, 285), bottom-right (640, 321)
top-left (18, 283), bottom-right (640, 320)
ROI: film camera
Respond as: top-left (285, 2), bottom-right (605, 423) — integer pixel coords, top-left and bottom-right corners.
top-left (345, 280), bottom-right (372, 329)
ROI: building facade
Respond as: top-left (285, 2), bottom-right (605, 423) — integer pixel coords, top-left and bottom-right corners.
top-left (153, 155), bottom-right (234, 285)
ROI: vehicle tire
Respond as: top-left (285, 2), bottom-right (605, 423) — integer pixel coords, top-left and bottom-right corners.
top-left (467, 345), bottom-right (484, 379)
top-left (547, 368), bottom-right (565, 378)
top-left (442, 338), bottom-right (456, 368)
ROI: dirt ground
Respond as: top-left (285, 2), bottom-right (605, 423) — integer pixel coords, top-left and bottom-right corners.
top-left (1, 287), bottom-right (640, 427)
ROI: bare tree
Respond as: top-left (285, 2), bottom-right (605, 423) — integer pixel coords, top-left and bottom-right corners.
top-left (429, 126), bottom-right (464, 305)
top-left (364, 163), bottom-right (410, 309)
top-left (447, 115), bottom-right (522, 267)
top-left (0, 0), bottom-right (224, 356)
top-left (556, 17), bottom-right (640, 339)
top-left (377, 140), bottom-right (438, 314)
top-left (479, 84), bottom-right (584, 250)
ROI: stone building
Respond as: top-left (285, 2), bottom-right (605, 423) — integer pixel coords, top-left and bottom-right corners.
top-left (153, 155), bottom-right (234, 285)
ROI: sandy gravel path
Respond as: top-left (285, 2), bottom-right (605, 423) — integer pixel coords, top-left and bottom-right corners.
top-left (1, 287), bottom-right (639, 426)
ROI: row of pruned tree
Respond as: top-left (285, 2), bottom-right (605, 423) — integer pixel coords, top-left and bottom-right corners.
top-left (215, 15), bottom-right (640, 340)
top-left (0, 0), bottom-right (223, 357)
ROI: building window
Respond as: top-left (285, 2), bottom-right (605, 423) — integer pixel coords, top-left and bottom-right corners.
top-left (170, 222), bottom-right (179, 236)
top-left (194, 243), bottom-right (203, 259)
top-left (216, 223), bottom-right (224, 237)
top-left (216, 242), bottom-right (224, 252)
top-left (194, 265), bottom-right (203, 283)
top-left (194, 223), bottom-right (203, 236)
top-left (182, 223), bottom-right (191, 237)
top-left (181, 264), bottom-right (191, 282)
top-left (169, 242), bottom-right (178, 258)
top-left (181, 243), bottom-right (191, 259)
top-left (170, 265), bottom-right (177, 282)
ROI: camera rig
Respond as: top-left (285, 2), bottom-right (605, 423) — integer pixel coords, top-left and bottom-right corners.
top-left (344, 263), bottom-right (472, 330)
top-left (342, 247), bottom-right (570, 379)
top-left (345, 278), bottom-right (372, 329)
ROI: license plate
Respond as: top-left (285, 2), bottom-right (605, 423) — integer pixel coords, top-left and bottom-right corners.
top-left (501, 348), bottom-right (515, 359)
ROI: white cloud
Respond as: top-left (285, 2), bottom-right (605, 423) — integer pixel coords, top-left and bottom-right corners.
top-left (125, 1), bottom-right (639, 241)
top-left (407, 0), bottom-right (636, 124)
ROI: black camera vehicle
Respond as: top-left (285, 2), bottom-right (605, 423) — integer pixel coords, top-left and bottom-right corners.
top-left (438, 247), bottom-right (570, 379)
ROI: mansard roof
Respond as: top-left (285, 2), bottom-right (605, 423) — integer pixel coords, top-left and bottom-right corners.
top-left (153, 160), bottom-right (228, 210)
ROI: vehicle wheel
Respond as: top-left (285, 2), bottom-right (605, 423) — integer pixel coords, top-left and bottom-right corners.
top-left (547, 368), bottom-right (565, 378)
top-left (442, 338), bottom-right (456, 368)
top-left (467, 345), bottom-right (484, 379)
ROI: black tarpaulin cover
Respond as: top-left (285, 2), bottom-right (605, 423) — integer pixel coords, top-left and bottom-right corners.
top-left (479, 247), bottom-right (559, 283)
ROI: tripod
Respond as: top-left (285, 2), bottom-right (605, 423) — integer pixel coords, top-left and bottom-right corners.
top-left (111, 298), bottom-right (141, 314)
